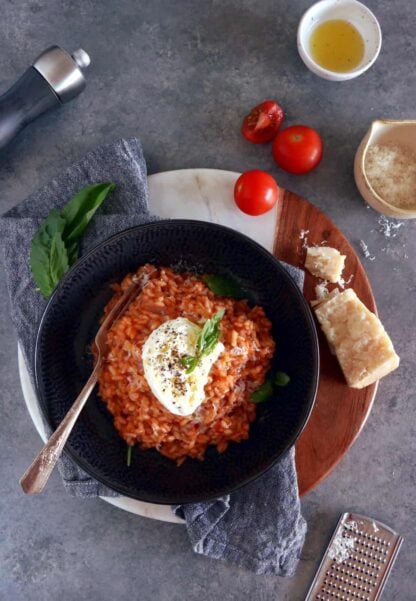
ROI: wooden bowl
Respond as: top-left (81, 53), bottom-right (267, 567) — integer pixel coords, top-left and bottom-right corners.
top-left (354, 118), bottom-right (416, 219)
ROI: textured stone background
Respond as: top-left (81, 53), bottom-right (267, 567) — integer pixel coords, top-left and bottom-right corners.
top-left (0, 1), bottom-right (415, 599)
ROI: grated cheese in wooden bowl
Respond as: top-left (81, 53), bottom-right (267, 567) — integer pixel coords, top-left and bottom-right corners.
top-left (365, 143), bottom-right (416, 210)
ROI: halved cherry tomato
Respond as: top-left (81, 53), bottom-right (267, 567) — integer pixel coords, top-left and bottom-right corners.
top-left (234, 170), bottom-right (279, 216)
top-left (272, 125), bottom-right (323, 174)
top-left (241, 100), bottom-right (284, 144)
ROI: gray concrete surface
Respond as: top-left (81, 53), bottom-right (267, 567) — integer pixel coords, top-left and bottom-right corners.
top-left (0, 1), bottom-right (415, 599)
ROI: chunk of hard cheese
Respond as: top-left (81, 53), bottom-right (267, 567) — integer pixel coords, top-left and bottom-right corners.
top-left (305, 246), bottom-right (346, 283)
top-left (314, 288), bottom-right (400, 388)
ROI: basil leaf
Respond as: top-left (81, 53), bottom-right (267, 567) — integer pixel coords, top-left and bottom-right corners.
top-left (49, 232), bottom-right (69, 284)
top-left (62, 182), bottom-right (116, 242)
top-left (43, 208), bottom-right (66, 238)
top-left (181, 310), bottom-right (225, 373)
top-left (275, 371), bottom-right (290, 387)
top-left (30, 183), bottom-right (116, 298)
top-left (251, 380), bottom-right (274, 404)
top-left (66, 240), bottom-right (79, 265)
top-left (197, 316), bottom-right (214, 354)
top-left (198, 309), bottom-right (224, 356)
top-left (30, 209), bottom-right (67, 297)
top-left (30, 240), bottom-right (55, 297)
top-left (181, 355), bottom-right (198, 373)
top-left (203, 274), bottom-right (248, 300)
top-left (33, 208), bottom-right (66, 259)
top-left (126, 444), bottom-right (133, 467)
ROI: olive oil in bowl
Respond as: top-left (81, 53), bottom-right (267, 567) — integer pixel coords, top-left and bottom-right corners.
top-left (310, 19), bottom-right (365, 73)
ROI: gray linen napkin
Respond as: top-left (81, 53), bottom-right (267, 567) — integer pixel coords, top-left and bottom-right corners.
top-left (0, 137), bottom-right (306, 575)
top-left (0, 138), bottom-right (156, 497)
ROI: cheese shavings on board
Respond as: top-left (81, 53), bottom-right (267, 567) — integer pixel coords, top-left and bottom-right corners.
top-left (305, 246), bottom-right (346, 283)
top-left (313, 289), bottom-right (400, 389)
top-left (310, 286), bottom-right (340, 308)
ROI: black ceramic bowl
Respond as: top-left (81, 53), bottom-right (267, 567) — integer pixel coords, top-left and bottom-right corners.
top-left (35, 220), bottom-right (319, 504)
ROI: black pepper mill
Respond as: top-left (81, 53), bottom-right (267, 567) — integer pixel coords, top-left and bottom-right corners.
top-left (0, 46), bottom-right (90, 151)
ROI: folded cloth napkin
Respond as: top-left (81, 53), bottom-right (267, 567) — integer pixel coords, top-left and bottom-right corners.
top-left (0, 138), bottom-right (306, 575)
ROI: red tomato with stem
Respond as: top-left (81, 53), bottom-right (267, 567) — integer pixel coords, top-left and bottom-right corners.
top-left (272, 125), bottom-right (323, 174)
top-left (241, 100), bottom-right (284, 144)
top-left (234, 170), bottom-right (279, 216)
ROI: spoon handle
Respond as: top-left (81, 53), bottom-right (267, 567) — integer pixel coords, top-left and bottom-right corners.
top-left (20, 366), bottom-right (100, 494)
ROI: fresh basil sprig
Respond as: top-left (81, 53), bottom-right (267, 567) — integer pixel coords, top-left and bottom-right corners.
top-left (203, 274), bottom-right (248, 300)
top-left (181, 309), bottom-right (225, 374)
top-left (251, 370), bottom-right (290, 404)
top-left (30, 182), bottom-right (116, 298)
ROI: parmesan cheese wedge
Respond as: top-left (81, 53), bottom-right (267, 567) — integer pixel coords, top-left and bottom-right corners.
top-left (314, 289), bottom-right (400, 388)
top-left (305, 246), bottom-right (346, 283)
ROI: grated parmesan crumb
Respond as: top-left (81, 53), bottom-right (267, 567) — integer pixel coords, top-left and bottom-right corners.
top-left (372, 521), bottom-right (380, 533)
top-left (344, 520), bottom-right (359, 532)
top-left (365, 143), bottom-right (416, 210)
top-left (315, 281), bottom-right (329, 300)
top-left (328, 531), bottom-right (356, 564)
top-left (299, 229), bottom-right (309, 249)
top-left (359, 240), bottom-right (375, 261)
top-left (338, 274), bottom-right (354, 289)
top-left (378, 215), bottom-right (405, 238)
top-left (231, 347), bottom-right (245, 356)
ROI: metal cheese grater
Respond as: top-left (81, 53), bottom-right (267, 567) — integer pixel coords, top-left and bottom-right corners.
top-left (305, 512), bottom-right (403, 601)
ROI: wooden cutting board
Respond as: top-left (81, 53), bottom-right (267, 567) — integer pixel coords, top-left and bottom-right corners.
top-left (274, 189), bottom-right (378, 496)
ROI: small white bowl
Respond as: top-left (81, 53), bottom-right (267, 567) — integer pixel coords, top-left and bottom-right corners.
top-left (297, 0), bottom-right (382, 81)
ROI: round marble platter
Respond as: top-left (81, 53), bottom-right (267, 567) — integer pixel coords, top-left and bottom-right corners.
top-left (19, 168), bottom-right (280, 524)
top-left (21, 168), bottom-right (377, 521)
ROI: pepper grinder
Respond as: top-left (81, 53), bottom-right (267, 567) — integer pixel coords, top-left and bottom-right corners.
top-left (0, 46), bottom-right (90, 151)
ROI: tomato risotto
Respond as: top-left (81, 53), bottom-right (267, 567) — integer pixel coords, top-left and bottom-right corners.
top-left (97, 265), bottom-right (275, 464)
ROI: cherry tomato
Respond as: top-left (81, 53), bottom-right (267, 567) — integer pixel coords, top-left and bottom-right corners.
top-left (272, 125), bottom-right (323, 174)
top-left (234, 170), bottom-right (279, 216)
top-left (241, 100), bottom-right (284, 144)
